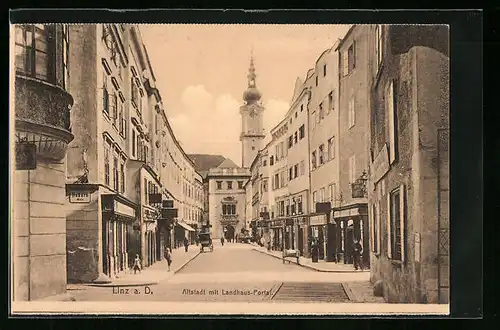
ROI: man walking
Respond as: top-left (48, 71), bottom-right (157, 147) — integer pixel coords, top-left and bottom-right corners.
top-left (352, 240), bottom-right (363, 270)
top-left (183, 237), bottom-right (189, 252)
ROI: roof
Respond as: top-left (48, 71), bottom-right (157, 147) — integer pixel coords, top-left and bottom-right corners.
top-left (217, 158), bottom-right (239, 169)
top-left (188, 154), bottom-right (227, 177)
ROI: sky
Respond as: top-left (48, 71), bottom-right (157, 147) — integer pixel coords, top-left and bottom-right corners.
top-left (140, 24), bottom-right (351, 166)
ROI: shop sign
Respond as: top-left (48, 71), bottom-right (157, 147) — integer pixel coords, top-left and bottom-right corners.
top-left (161, 208), bottom-right (178, 219)
top-left (115, 201), bottom-right (135, 217)
top-left (371, 144), bottom-right (390, 184)
top-left (69, 191), bottom-right (91, 203)
top-left (309, 214), bottom-right (327, 226)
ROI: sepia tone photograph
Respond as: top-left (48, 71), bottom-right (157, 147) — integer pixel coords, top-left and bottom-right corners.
top-left (10, 23), bottom-right (450, 315)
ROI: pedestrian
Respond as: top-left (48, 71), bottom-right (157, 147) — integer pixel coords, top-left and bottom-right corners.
top-left (352, 240), bottom-right (363, 270)
top-left (260, 236), bottom-right (264, 247)
top-left (220, 236), bottom-right (225, 246)
top-left (183, 237), bottom-right (189, 252)
top-left (133, 254), bottom-right (142, 274)
top-left (164, 247), bottom-right (172, 272)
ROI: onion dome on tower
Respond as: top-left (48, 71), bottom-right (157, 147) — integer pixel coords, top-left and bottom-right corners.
top-left (243, 53), bottom-right (262, 104)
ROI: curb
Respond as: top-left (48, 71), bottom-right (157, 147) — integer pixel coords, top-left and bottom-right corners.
top-left (252, 248), bottom-right (369, 274)
top-left (84, 251), bottom-right (201, 288)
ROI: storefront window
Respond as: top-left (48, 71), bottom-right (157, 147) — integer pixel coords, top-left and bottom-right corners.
top-left (15, 24), bottom-right (55, 83)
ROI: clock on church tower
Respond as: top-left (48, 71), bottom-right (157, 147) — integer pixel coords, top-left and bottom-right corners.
top-left (239, 53), bottom-right (266, 168)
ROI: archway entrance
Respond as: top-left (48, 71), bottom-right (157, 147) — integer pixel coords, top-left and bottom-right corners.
top-left (224, 225), bottom-right (235, 242)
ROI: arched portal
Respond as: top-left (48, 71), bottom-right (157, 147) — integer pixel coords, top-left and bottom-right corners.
top-left (224, 225), bottom-right (235, 241)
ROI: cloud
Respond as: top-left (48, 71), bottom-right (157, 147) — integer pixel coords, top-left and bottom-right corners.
top-left (169, 85), bottom-right (290, 166)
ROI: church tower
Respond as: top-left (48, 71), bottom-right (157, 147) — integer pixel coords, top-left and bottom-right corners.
top-left (240, 53), bottom-right (265, 168)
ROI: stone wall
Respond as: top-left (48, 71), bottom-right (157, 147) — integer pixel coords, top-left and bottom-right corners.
top-left (13, 161), bottom-right (67, 301)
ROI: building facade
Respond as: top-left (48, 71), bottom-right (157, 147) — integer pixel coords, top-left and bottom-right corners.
top-left (334, 25), bottom-right (372, 267)
top-left (64, 24), bottom-right (201, 283)
top-left (207, 163), bottom-right (251, 240)
top-left (367, 25), bottom-right (449, 303)
top-left (307, 42), bottom-right (342, 261)
top-left (13, 23), bottom-right (74, 300)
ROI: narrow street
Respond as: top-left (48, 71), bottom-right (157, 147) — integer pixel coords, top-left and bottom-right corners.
top-left (69, 242), bottom-right (373, 303)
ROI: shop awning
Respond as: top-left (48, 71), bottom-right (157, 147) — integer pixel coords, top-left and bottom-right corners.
top-left (177, 221), bottom-right (195, 232)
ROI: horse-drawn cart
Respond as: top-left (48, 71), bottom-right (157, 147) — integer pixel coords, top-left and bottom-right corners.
top-left (199, 231), bottom-right (213, 253)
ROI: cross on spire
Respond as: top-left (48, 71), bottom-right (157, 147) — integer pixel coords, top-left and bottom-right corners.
top-left (247, 49), bottom-right (256, 88)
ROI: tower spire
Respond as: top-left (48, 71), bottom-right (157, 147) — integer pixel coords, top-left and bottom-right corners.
top-left (247, 50), bottom-right (256, 88)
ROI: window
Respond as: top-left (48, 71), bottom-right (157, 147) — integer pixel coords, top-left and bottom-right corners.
top-left (299, 125), bottom-right (305, 139)
top-left (275, 145), bottom-right (280, 160)
top-left (288, 135), bottom-right (293, 149)
top-left (15, 24), bottom-right (56, 82)
top-left (262, 159), bottom-right (267, 166)
top-left (328, 137), bottom-right (335, 160)
top-left (119, 100), bottom-right (125, 137)
top-left (295, 112), bottom-right (297, 118)
top-left (291, 198), bottom-right (296, 215)
top-left (320, 188), bottom-right (325, 202)
top-left (312, 191), bottom-right (317, 211)
top-left (387, 80), bottom-right (398, 164)
top-left (120, 162), bottom-right (125, 193)
top-left (323, 64), bottom-right (327, 77)
top-left (110, 92), bottom-right (118, 125)
top-left (375, 25), bottom-right (383, 72)
top-left (318, 144), bottom-right (325, 165)
top-left (131, 77), bottom-right (139, 109)
top-left (280, 171), bottom-right (285, 187)
top-left (289, 167), bottom-right (293, 181)
top-left (286, 200), bottom-right (290, 216)
top-left (294, 164), bottom-right (298, 179)
top-left (132, 130), bottom-right (136, 157)
top-left (300, 160), bottom-right (305, 176)
top-left (329, 183), bottom-right (336, 205)
top-left (238, 181), bottom-right (244, 189)
top-left (388, 186), bottom-right (406, 261)
top-left (144, 179), bottom-right (148, 204)
top-left (342, 42), bottom-right (356, 76)
top-left (300, 104), bottom-right (304, 112)
top-left (280, 201), bottom-right (285, 217)
top-left (262, 180), bottom-right (268, 192)
top-left (371, 202), bottom-right (380, 254)
top-left (319, 102), bottom-right (324, 121)
top-left (315, 75), bottom-right (318, 87)
top-left (297, 196), bottom-right (303, 214)
top-left (280, 142), bottom-right (286, 158)
top-left (104, 146), bottom-right (110, 186)
top-left (349, 155), bottom-right (356, 183)
top-left (328, 91), bottom-right (334, 112)
top-left (102, 72), bottom-right (110, 116)
top-left (274, 173), bottom-right (279, 190)
top-left (227, 181), bottom-right (233, 190)
top-left (294, 131), bottom-right (298, 144)
top-left (348, 96), bottom-right (355, 128)
top-left (62, 25), bottom-right (70, 89)
top-left (216, 181), bottom-right (222, 190)
top-left (311, 151), bottom-right (317, 169)
top-left (113, 156), bottom-right (119, 191)
top-left (270, 155), bottom-right (274, 166)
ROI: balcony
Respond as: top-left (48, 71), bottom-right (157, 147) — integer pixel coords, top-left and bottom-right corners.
top-left (14, 75), bottom-right (74, 161)
top-left (220, 214), bottom-right (239, 226)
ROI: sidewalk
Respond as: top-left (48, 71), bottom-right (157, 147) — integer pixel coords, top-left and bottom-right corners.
top-left (342, 281), bottom-right (386, 303)
top-left (252, 245), bottom-right (370, 273)
top-left (69, 245), bottom-right (200, 289)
